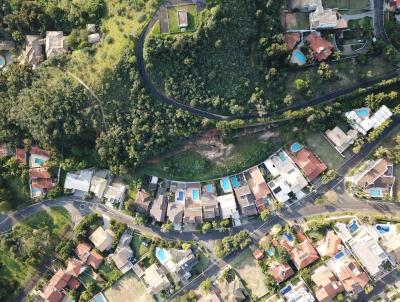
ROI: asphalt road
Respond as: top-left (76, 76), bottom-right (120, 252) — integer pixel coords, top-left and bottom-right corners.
top-left (135, 3), bottom-right (400, 121)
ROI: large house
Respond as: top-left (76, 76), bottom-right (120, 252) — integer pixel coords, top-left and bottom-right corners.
top-left (64, 169), bottom-right (94, 196)
top-left (167, 201), bottom-right (184, 229)
top-left (312, 265), bottom-right (344, 302)
top-left (280, 279), bottom-right (315, 302)
top-left (288, 144), bottom-right (327, 181)
top-left (264, 150), bottom-right (308, 203)
top-left (268, 261), bottom-right (294, 284)
top-left (345, 106), bottom-right (393, 135)
top-left (134, 189), bottom-right (153, 215)
top-left (306, 32), bottom-right (334, 61)
top-left (89, 170), bottom-right (110, 198)
top-left (24, 35), bottom-right (45, 66)
top-left (103, 182), bottom-right (126, 207)
top-left (45, 31), bottom-right (67, 58)
top-left (289, 238), bottom-right (319, 270)
top-left (233, 182), bottom-right (258, 217)
top-left (42, 268), bottom-right (81, 302)
top-left (150, 194), bottom-right (168, 223)
top-left (111, 231), bottom-right (134, 274)
top-left (217, 193), bottom-right (238, 219)
top-left (89, 226), bottom-right (113, 252)
top-left (246, 166), bottom-right (272, 212)
top-left (201, 183), bottom-right (220, 220)
top-left (349, 158), bottom-right (395, 198)
top-left (75, 243), bottom-right (104, 270)
top-left (216, 274), bottom-right (246, 302)
top-left (184, 183), bottom-right (203, 224)
top-left (325, 126), bottom-right (358, 154)
top-left (326, 248), bottom-right (369, 293)
top-left (316, 230), bottom-right (342, 257)
top-left (309, 4), bottom-right (339, 29)
top-left (29, 167), bottom-right (53, 198)
top-left (142, 264), bottom-right (171, 295)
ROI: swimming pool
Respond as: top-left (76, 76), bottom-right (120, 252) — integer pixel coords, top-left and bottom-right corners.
top-left (281, 285), bottom-right (292, 295)
top-left (347, 219), bottom-right (359, 233)
top-left (177, 190), bottom-right (184, 201)
top-left (32, 188), bottom-right (42, 195)
top-left (206, 183), bottom-right (213, 193)
top-left (368, 188), bottom-right (382, 198)
top-left (375, 224), bottom-right (391, 235)
top-left (0, 55), bottom-right (5, 69)
top-left (230, 176), bottom-right (240, 188)
top-left (284, 232), bottom-right (294, 242)
top-left (355, 108), bottom-right (370, 118)
top-left (293, 49), bottom-right (306, 65)
top-left (335, 251), bottom-right (345, 260)
top-left (290, 142), bottom-right (303, 153)
top-left (267, 248), bottom-right (275, 256)
top-left (192, 189), bottom-right (200, 200)
top-left (156, 247), bottom-right (168, 263)
top-left (220, 177), bottom-right (232, 192)
top-left (278, 152), bottom-right (287, 162)
top-left (35, 158), bottom-right (45, 166)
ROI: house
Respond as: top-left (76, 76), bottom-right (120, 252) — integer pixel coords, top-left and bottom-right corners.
top-left (216, 274), bottom-right (246, 302)
top-left (89, 226), bottom-right (113, 252)
top-left (150, 194), bottom-right (168, 222)
top-left (264, 150), bottom-right (308, 203)
top-left (289, 239), bottom-right (319, 270)
top-left (23, 35), bottom-right (45, 66)
top-left (316, 230), bottom-right (342, 257)
top-left (89, 170), bottom-right (110, 198)
top-left (45, 31), bottom-right (67, 58)
top-left (75, 243), bottom-right (104, 270)
top-left (149, 176), bottom-right (158, 191)
top-left (280, 279), bottom-right (315, 302)
top-left (285, 33), bottom-right (301, 50)
top-left (253, 249), bottom-right (265, 260)
top-left (155, 247), bottom-right (198, 283)
top-left (345, 105), bottom-right (393, 135)
top-left (309, 5), bottom-right (339, 29)
top-left (290, 0), bottom-right (318, 12)
top-left (184, 183), bottom-right (202, 224)
top-left (288, 144), bottom-right (327, 181)
top-left (201, 183), bottom-right (220, 220)
top-left (64, 169), bottom-right (94, 196)
top-left (311, 265), bottom-right (344, 302)
top-left (111, 232), bottom-right (134, 274)
top-left (198, 293), bottom-right (222, 302)
top-left (134, 189), bottom-right (153, 215)
top-left (177, 10), bottom-right (189, 29)
top-left (142, 263), bottom-right (171, 295)
top-left (327, 248), bottom-right (369, 293)
top-left (86, 24), bottom-right (97, 33)
top-left (246, 167), bottom-right (271, 212)
top-left (233, 184), bottom-right (258, 216)
top-left (306, 32), bottom-right (334, 61)
top-left (167, 201), bottom-right (184, 229)
top-left (217, 193), bottom-right (238, 219)
top-left (104, 182), bottom-right (126, 206)
top-left (269, 262), bottom-right (294, 284)
top-left (325, 126), bottom-right (358, 154)
top-left (87, 251), bottom-right (104, 270)
top-left (29, 167), bottom-right (53, 198)
top-left (349, 158), bottom-right (395, 198)
top-left (42, 269), bottom-right (80, 302)
top-left (0, 143), bottom-right (11, 158)
top-left (15, 148), bottom-right (27, 164)
top-left (66, 258), bottom-right (84, 277)
top-left (373, 224), bottom-right (400, 264)
top-left (348, 227), bottom-right (392, 278)
top-left (30, 146), bottom-right (50, 168)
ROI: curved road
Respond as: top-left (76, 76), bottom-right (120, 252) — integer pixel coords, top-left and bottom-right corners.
top-left (135, 4), bottom-right (400, 121)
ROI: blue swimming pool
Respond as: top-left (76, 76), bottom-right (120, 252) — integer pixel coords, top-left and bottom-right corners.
top-left (267, 248), bottom-right (275, 256)
top-left (192, 189), bottom-right (200, 200)
top-left (220, 178), bottom-right (231, 192)
top-left (355, 108), bottom-right (370, 118)
top-left (177, 191), bottom-right (184, 201)
top-left (0, 55), bottom-right (5, 68)
top-left (230, 176), bottom-right (240, 188)
top-left (335, 251), bottom-right (345, 260)
top-left (293, 49), bottom-right (306, 65)
top-left (32, 188), bottom-right (41, 194)
top-left (375, 224), bottom-right (391, 234)
top-left (290, 142), bottom-right (303, 153)
top-left (278, 152), bottom-right (287, 162)
top-left (281, 285), bottom-right (292, 295)
top-left (156, 247), bottom-right (167, 263)
top-left (348, 220), bottom-right (359, 233)
top-left (206, 184), bottom-right (213, 193)
top-left (284, 232), bottom-right (294, 242)
top-left (35, 158), bottom-right (45, 166)
top-left (368, 188), bottom-right (382, 198)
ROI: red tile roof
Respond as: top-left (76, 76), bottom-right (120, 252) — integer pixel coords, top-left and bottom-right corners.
top-left (312, 266), bottom-right (344, 302)
top-left (306, 32), bottom-right (334, 61)
top-left (285, 33), bottom-right (301, 50)
top-left (67, 277), bottom-right (81, 290)
top-left (31, 178), bottom-right (53, 191)
top-left (66, 258), bottom-right (82, 277)
top-left (75, 243), bottom-right (91, 261)
top-left (340, 260), bottom-right (369, 292)
top-left (29, 167), bottom-right (51, 179)
top-left (30, 146), bottom-right (50, 158)
top-left (289, 239), bottom-right (319, 270)
top-left (269, 262), bottom-right (294, 284)
top-left (43, 286), bottom-right (63, 302)
top-left (289, 148), bottom-right (327, 181)
top-left (48, 269), bottom-right (71, 290)
top-left (15, 148), bottom-right (26, 164)
top-left (87, 251), bottom-right (104, 270)
top-left (253, 249), bottom-right (265, 260)
top-left (324, 231), bottom-right (341, 257)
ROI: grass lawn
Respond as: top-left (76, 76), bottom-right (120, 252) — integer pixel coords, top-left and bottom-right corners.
top-left (323, 0), bottom-right (370, 10)
top-left (98, 262), bottom-right (121, 282)
top-left (23, 207), bottom-right (71, 236)
top-left (231, 249), bottom-right (269, 299)
top-left (104, 272), bottom-right (153, 302)
top-left (167, 4), bottom-right (198, 33)
top-left (136, 134), bottom-right (280, 181)
top-left (305, 132), bottom-right (346, 170)
top-left (192, 252), bottom-right (210, 274)
top-left (67, 0), bottom-right (156, 87)
top-left (130, 234), bottom-right (150, 259)
top-left (295, 13), bottom-right (310, 30)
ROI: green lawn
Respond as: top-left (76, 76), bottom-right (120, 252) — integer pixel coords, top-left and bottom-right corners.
top-left (295, 13), bottom-right (310, 30)
top-left (23, 207), bottom-right (71, 236)
top-left (192, 252), bottom-right (210, 274)
top-left (130, 234), bottom-right (150, 259)
top-left (323, 0), bottom-right (370, 10)
top-left (98, 262), bottom-right (121, 282)
top-left (167, 4), bottom-right (198, 33)
top-left (136, 134), bottom-right (280, 181)
top-left (231, 249), bottom-right (269, 299)
top-left (305, 132), bottom-right (346, 170)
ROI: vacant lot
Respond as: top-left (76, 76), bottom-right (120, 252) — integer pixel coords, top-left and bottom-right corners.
top-left (305, 132), bottom-right (346, 170)
top-left (167, 4), bottom-right (198, 33)
top-left (231, 249), bottom-right (268, 299)
top-left (104, 272), bottom-right (153, 302)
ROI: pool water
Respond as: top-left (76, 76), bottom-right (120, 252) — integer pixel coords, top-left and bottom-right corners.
top-left (177, 191), bottom-right (184, 201)
top-left (206, 184), bottom-right (213, 193)
top-left (368, 188), bottom-right (382, 198)
top-left (281, 285), bottom-right (292, 295)
top-left (267, 248), bottom-right (275, 256)
top-left (335, 251), bottom-right (345, 259)
top-left (355, 108), bottom-right (370, 118)
top-left (220, 178), bottom-right (231, 191)
top-left (192, 189), bottom-right (200, 200)
top-left (375, 224), bottom-right (391, 234)
top-left (35, 158), bottom-right (45, 166)
top-left (0, 55), bottom-right (5, 68)
top-left (32, 188), bottom-right (42, 194)
top-left (293, 49), bottom-right (306, 65)
top-left (284, 232), bottom-right (294, 242)
top-left (348, 220), bottom-right (359, 233)
top-left (230, 176), bottom-right (240, 188)
top-left (156, 247), bottom-right (167, 263)
top-left (290, 142), bottom-right (303, 153)
top-left (278, 152), bottom-right (287, 162)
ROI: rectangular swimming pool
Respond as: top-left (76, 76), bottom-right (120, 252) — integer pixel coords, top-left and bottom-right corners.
top-left (192, 189), bottom-right (200, 200)
top-left (220, 178), bottom-right (232, 192)
top-left (230, 176), bottom-right (240, 188)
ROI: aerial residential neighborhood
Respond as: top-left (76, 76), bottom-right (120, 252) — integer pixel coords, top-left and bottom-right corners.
top-left (0, 0), bottom-right (400, 302)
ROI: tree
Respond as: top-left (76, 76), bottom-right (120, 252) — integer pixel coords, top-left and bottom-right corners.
top-left (260, 209), bottom-right (270, 221)
top-left (202, 222), bottom-right (212, 233)
top-left (182, 243), bottom-right (192, 250)
top-left (161, 222), bottom-right (173, 232)
top-left (200, 278), bottom-right (213, 293)
top-left (321, 169), bottom-right (337, 184)
top-left (294, 79), bottom-right (309, 92)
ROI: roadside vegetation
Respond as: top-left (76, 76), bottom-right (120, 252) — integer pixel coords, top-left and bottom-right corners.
top-left (0, 207), bottom-right (71, 301)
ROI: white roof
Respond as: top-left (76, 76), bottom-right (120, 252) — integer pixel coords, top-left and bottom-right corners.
top-left (217, 193), bottom-right (237, 219)
top-left (346, 106), bottom-right (392, 135)
top-left (90, 175), bottom-right (108, 198)
top-left (64, 169), bottom-right (94, 193)
top-left (267, 176), bottom-right (291, 203)
top-left (89, 226), bottom-right (113, 252)
top-left (104, 183), bottom-right (126, 203)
